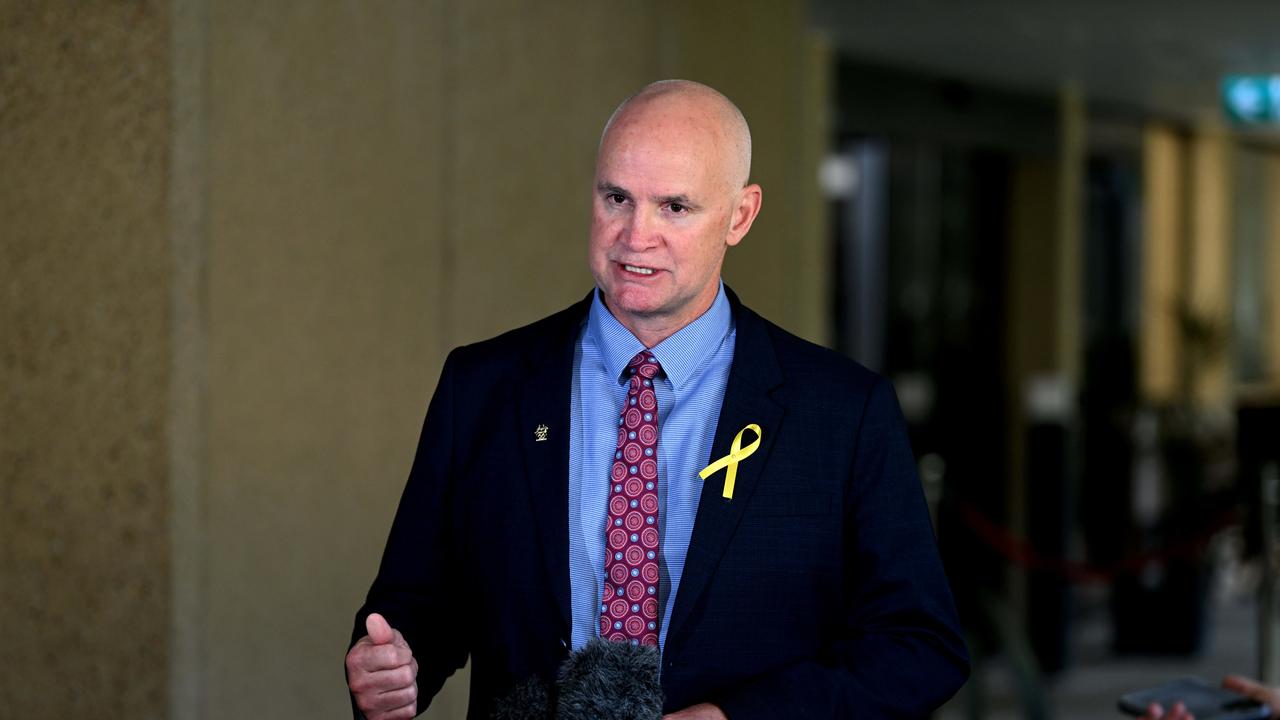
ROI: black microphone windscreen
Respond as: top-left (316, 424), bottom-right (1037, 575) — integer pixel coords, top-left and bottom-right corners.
top-left (555, 638), bottom-right (663, 720)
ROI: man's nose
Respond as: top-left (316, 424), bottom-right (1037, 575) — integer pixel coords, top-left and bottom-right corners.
top-left (622, 208), bottom-right (658, 249)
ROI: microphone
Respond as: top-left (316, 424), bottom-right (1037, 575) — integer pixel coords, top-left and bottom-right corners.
top-left (556, 638), bottom-right (662, 720)
top-left (490, 638), bottom-right (663, 720)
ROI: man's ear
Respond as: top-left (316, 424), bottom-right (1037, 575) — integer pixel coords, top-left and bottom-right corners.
top-left (725, 184), bottom-right (762, 247)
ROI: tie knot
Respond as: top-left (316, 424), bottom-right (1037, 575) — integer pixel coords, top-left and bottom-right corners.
top-left (626, 351), bottom-right (661, 382)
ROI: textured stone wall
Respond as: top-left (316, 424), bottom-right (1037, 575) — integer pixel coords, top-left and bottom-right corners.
top-left (0, 1), bottom-right (172, 716)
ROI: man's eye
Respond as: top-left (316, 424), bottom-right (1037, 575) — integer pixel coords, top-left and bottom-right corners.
top-left (669, 203), bottom-right (686, 214)
top-left (607, 193), bottom-right (627, 205)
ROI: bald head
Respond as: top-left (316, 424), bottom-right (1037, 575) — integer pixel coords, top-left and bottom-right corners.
top-left (588, 79), bottom-right (763, 346)
top-left (599, 80), bottom-right (752, 191)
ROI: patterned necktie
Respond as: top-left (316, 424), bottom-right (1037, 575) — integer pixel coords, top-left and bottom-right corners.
top-left (598, 350), bottom-right (662, 647)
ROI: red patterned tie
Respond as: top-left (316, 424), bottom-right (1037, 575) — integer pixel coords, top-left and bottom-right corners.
top-left (599, 350), bottom-right (662, 646)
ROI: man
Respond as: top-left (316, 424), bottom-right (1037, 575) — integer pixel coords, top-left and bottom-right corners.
top-left (346, 80), bottom-right (968, 719)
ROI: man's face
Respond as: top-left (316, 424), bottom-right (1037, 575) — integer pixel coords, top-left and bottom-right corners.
top-left (589, 102), bottom-right (746, 337)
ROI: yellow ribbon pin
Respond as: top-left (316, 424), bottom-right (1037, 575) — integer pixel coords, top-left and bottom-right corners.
top-left (698, 423), bottom-right (762, 500)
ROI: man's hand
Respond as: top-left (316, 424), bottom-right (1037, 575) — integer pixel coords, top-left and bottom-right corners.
top-left (664, 703), bottom-right (727, 720)
top-left (1140, 676), bottom-right (1280, 720)
top-left (1223, 676), bottom-right (1280, 718)
top-left (345, 613), bottom-right (419, 720)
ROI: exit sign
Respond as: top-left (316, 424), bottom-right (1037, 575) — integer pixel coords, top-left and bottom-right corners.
top-left (1223, 75), bottom-right (1280, 124)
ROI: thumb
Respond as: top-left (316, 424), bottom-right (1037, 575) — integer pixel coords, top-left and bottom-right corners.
top-left (365, 613), bottom-right (395, 645)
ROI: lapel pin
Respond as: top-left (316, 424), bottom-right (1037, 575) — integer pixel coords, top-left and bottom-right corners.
top-left (534, 424), bottom-right (550, 442)
top-left (698, 423), bottom-right (762, 500)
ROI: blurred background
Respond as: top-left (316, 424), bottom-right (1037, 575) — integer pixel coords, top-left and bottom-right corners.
top-left (2, 1), bottom-right (1278, 718)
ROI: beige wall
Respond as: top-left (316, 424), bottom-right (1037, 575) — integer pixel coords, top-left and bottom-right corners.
top-left (0, 1), bottom-right (172, 716)
top-left (202, 2), bottom-right (450, 718)
top-left (1, 1), bottom-right (829, 718)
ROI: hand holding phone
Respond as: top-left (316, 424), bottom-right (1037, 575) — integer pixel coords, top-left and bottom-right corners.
top-left (1118, 677), bottom-right (1271, 720)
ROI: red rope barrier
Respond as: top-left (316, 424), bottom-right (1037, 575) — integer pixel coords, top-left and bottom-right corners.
top-left (955, 501), bottom-right (1239, 584)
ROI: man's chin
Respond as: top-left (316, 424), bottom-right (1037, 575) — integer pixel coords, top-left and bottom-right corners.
top-left (602, 289), bottom-right (670, 322)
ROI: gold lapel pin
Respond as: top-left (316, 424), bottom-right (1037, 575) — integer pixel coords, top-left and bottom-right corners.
top-left (534, 424), bottom-right (550, 442)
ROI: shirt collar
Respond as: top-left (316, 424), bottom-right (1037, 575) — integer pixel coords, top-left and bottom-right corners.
top-left (586, 282), bottom-right (732, 391)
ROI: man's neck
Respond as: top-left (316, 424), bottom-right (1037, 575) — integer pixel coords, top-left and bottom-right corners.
top-left (627, 320), bottom-right (689, 350)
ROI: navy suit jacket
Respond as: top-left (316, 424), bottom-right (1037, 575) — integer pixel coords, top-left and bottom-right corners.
top-left (351, 288), bottom-right (968, 719)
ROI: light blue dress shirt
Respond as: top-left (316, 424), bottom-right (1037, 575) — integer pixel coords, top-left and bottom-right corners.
top-left (568, 283), bottom-right (736, 653)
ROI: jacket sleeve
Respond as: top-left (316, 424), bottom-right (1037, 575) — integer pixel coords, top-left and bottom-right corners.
top-left (347, 349), bottom-right (469, 717)
top-left (714, 376), bottom-right (969, 719)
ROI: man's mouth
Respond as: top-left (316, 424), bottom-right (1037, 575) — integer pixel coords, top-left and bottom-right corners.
top-left (621, 263), bottom-right (657, 276)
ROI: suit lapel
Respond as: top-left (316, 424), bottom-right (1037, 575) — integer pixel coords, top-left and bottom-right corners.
top-left (664, 291), bottom-right (785, 655)
top-left (516, 293), bottom-right (592, 635)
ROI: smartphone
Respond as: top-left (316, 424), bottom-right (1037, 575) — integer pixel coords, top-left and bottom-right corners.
top-left (1118, 676), bottom-right (1270, 719)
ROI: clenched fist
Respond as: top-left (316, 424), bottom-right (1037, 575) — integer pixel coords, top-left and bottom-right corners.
top-left (346, 613), bottom-right (419, 720)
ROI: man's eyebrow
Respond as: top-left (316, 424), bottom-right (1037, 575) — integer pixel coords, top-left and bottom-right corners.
top-left (597, 183), bottom-right (629, 196)
top-left (655, 194), bottom-right (695, 207)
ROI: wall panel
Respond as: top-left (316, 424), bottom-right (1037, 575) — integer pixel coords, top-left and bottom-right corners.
top-left (204, 1), bottom-right (447, 716)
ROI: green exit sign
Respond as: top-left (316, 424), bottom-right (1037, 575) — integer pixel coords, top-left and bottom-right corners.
top-left (1222, 75), bottom-right (1280, 124)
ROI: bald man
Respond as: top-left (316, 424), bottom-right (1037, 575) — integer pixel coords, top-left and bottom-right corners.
top-left (347, 80), bottom-right (968, 720)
